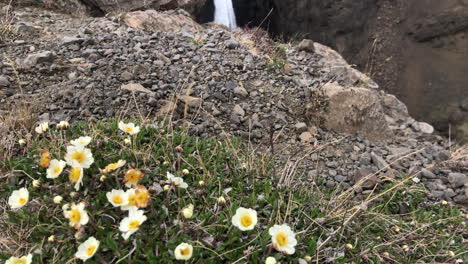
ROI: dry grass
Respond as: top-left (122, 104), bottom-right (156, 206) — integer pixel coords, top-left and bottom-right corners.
top-left (0, 0), bottom-right (17, 42)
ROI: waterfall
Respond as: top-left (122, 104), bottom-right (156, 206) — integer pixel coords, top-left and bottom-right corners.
top-left (213, 0), bottom-right (238, 30)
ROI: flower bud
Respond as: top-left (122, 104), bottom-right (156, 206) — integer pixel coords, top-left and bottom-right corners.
top-left (124, 138), bottom-right (131, 145)
top-left (402, 245), bottom-right (409, 252)
top-left (53, 195), bottom-right (63, 204)
top-left (182, 169), bottom-right (189, 175)
top-left (198, 180), bottom-right (205, 186)
top-left (74, 231), bottom-right (84, 240)
top-left (70, 192), bottom-right (78, 198)
top-left (217, 196), bottom-right (226, 204)
top-left (175, 145), bottom-right (183, 153)
top-left (393, 226), bottom-right (400, 232)
top-left (304, 256), bottom-right (312, 261)
top-left (18, 139), bottom-right (26, 146)
top-left (448, 251), bottom-right (455, 257)
top-left (163, 161), bottom-right (170, 166)
top-left (345, 243), bottom-right (353, 250)
top-left (163, 185), bottom-right (171, 191)
top-left (265, 257), bottom-right (276, 264)
top-left (441, 200), bottom-right (448, 205)
top-left (383, 252), bottom-right (390, 258)
top-left (182, 204), bottom-right (194, 219)
top-left (48, 235), bottom-right (55, 242)
top-left (100, 175), bottom-right (107, 182)
top-left (32, 179), bottom-right (41, 188)
top-left (57, 121), bottom-right (70, 129)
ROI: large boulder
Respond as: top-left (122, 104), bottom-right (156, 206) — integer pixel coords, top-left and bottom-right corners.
top-left (320, 83), bottom-right (392, 141)
top-left (123, 9), bottom-right (203, 32)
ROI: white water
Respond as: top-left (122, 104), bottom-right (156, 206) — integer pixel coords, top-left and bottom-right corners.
top-left (213, 0), bottom-right (238, 30)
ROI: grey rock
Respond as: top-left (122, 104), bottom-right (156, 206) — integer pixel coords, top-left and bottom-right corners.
top-left (370, 152), bottom-right (389, 170)
top-left (299, 132), bottom-right (313, 143)
top-left (453, 195), bottom-right (468, 205)
top-left (295, 122), bottom-right (308, 133)
top-left (334, 175), bottom-right (347, 182)
top-left (225, 39), bottom-right (240, 49)
top-left (298, 39), bottom-right (315, 53)
top-left (23, 51), bottom-right (56, 66)
top-left (421, 168), bottom-right (436, 179)
top-left (448, 173), bottom-right (468, 188)
top-left (0, 75), bottom-right (10, 87)
top-left (233, 85), bottom-right (248, 97)
top-left (353, 168), bottom-right (378, 189)
top-left (233, 105), bottom-right (245, 117)
top-left (444, 188), bottom-right (456, 199)
top-left (121, 71), bottom-right (134, 81)
top-left (62, 36), bottom-right (84, 45)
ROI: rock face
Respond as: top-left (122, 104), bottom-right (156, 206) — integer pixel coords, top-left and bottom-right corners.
top-left (251, 0), bottom-right (468, 142)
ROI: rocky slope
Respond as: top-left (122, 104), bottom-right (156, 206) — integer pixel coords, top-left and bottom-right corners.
top-left (0, 6), bottom-right (467, 206)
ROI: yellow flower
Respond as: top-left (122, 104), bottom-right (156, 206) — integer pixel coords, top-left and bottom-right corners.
top-left (46, 159), bottom-right (67, 179)
top-left (269, 224), bottom-right (297, 255)
top-left (39, 149), bottom-right (51, 168)
top-left (167, 172), bottom-right (188, 189)
top-left (106, 189), bottom-right (129, 207)
top-left (70, 136), bottom-right (92, 147)
top-left (182, 204), bottom-right (194, 219)
top-left (5, 254), bottom-right (32, 264)
top-left (123, 168), bottom-right (144, 187)
top-left (265, 256), bottom-right (277, 264)
top-left (63, 202), bottom-right (89, 229)
top-left (135, 185), bottom-right (150, 208)
top-left (57, 121), bottom-right (70, 129)
top-left (441, 200), bottom-right (448, 205)
top-left (345, 243), bottom-right (353, 250)
top-left (8, 187), bottom-right (29, 209)
top-left (119, 208), bottom-right (147, 240)
top-left (68, 167), bottom-right (84, 191)
top-left (232, 207), bottom-right (258, 231)
top-left (118, 121), bottom-right (140, 135)
top-left (35, 122), bottom-right (49, 134)
top-left (100, 160), bottom-right (126, 174)
top-left (48, 235), bottom-right (55, 242)
top-left (64, 145), bottom-right (94, 168)
top-left (163, 185), bottom-right (171, 191)
top-left (53, 195), bottom-right (63, 204)
top-left (75, 237), bottom-right (99, 261)
top-left (174, 243), bottom-right (193, 260)
top-left (448, 251), bottom-right (455, 257)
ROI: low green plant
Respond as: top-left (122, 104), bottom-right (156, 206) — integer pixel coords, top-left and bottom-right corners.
top-left (1, 120), bottom-right (466, 263)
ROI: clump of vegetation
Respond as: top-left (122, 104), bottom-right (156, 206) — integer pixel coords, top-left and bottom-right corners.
top-left (1, 119), bottom-right (466, 263)
top-left (0, 1), bottom-right (18, 42)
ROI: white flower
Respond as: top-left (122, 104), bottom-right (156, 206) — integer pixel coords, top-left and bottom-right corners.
top-left (5, 254), bottom-right (32, 264)
top-left (167, 172), bottom-right (188, 189)
top-left (268, 224), bottom-right (297, 255)
top-left (174, 242), bottom-right (193, 260)
top-left (46, 159), bottom-right (67, 179)
top-left (18, 139), bottom-right (26, 145)
top-left (57, 121), bottom-right (70, 129)
top-left (182, 204), bottom-right (194, 219)
top-left (106, 189), bottom-right (129, 207)
top-left (265, 256), bottom-right (277, 264)
top-left (63, 202), bottom-right (89, 229)
top-left (75, 236), bottom-right (99, 261)
top-left (35, 122), bottom-right (49, 134)
top-left (69, 167), bottom-right (84, 191)
top-left (232, 207), bottom-right (258, 231)
top-left (53, 195), bottom-right (63, 204)
top-left (118, 121), bottom-right (140, 135)
top-left (70, 136), bottom-right (92, 147)
top-left (121, 189), bottom-right (138, 211)
top-left (119, 207), bottom-right (147, 240)
top-left (8, 187), bottom-right (29, 209)
top-left (182, 169), bottom-right (189, 175)
top-left (64, 145), bottom-right (94, 168)
top-left (124, 138), bottom-right (131, 145)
